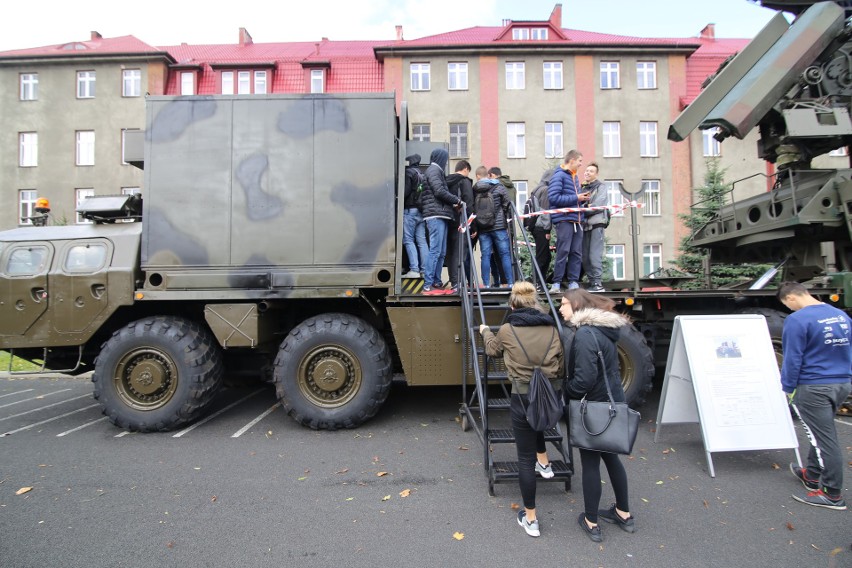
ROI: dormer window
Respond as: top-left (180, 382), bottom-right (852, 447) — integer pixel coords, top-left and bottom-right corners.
top-left (512, 27), bottom-right (548, 40)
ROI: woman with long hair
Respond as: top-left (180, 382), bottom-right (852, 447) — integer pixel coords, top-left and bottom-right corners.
top-left (479, 281), bottom-right (563, 537)
top-left (560, 288), bottom-right (635, 542)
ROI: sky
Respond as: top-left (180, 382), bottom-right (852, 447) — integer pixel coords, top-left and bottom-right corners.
top-left (0, 0), bottom-right (785, 52)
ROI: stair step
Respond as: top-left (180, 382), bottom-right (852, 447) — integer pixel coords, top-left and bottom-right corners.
top-left (488, 427), bottom-right (563, 444)
top-left (491, 459), bottom-right (573, 480)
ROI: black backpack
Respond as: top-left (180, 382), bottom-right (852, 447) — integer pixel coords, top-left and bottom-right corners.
top-left (509, 326), bottom-right (563, 431)
top-left (524, 170), bottom-right (554, 231)
top-left (473, 185), bottom-right (498, 230)
top-left (405, 166), bottom-right (424, 207)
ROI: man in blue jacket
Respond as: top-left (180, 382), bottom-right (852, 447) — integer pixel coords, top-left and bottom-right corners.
top-left (778, 281), bottom-right (852, 510)
top-left (548, 150), bottom-right (589, 293)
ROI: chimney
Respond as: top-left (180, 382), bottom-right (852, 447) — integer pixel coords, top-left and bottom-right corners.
top-left (549, 4), bottom-right (562, 29)
top-left (700, 23), bottom-right (715, 40)
top-left (314, 42), bottom-right (320, 55)
top-left (239, 27), bottom-right (253, 46)
top-left (396, 25), bottom-right (403, 41)
top-left (90, 31), bottom-right (102, 41)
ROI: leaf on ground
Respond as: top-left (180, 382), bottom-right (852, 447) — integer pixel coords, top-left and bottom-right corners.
top-left (16, 487), bottom-right (33, 495)
top-left (641, 498), bottom-right (649, 503)
top-left (458, 446), bottom-right (469, 451)
top-left (166, 541), bottom-right (174, 549)
top-left (420, 423), bottom-right (429, 427)
top-left (510, 502), bottom-right (520, 510)
top-left (345, 497), bottom-right (354, 501)
top-left (662, 449), bottom-right (670, 454)
top-left (297, 476), bottom-right (308, 481)
top-left (703, 499), bottom-right (709, 508)
top-left (336, 468), bottom-right (350, 474)
top-left (786, 522), bottom-right (794, 531)
top-left (381, 495), bottom-right (391, 501)
top-left (377, 471), bottom-right (388, 477)
top-left (399, 489), bottom-right (411, 498)
top-left (810, 544), bottom-right (820, 551)
top-left (210, 496), bottom-right (217, 502)
top-left (829, 547), bottom-right (843, 557)
top-left (453, 532), bottom-right (465, 541)
top-left (771, 463), bottom-right (780, 470)
top-left (655, 481), bottom-right (664, 485)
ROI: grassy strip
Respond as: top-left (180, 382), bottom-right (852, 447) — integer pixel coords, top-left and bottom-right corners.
top-left (0, 351), bottom-right (43, 372)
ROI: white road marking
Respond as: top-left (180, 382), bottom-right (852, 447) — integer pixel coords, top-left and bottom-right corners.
top-left (0, 394), bottom-right (92, 422)
top-left (835, 418), bottom-right (852, 427)
top-left (231, 402), bottom-right (281, 438)
top-left (0, 389), bottom-right (72, 409)
top-left (114, 431), bottom-right (131, 438)
top-left (0, 389), bottom-right (34, 399)
top-left (57, 416), bottom-right (109, 437)
top-left (172, 389), bottom-right (264, 438)
top-left (1, 404), bottom-right (100, 436)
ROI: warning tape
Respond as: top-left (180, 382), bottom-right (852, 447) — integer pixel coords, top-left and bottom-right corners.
top-left (518, 200), bottom-right (643, 219)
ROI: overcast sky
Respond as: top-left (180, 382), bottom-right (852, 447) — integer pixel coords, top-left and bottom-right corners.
top-left (0, 0), bottom-right (783, 52)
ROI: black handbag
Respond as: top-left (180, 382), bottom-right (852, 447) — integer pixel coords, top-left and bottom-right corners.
top-left (568, 329), bottom-right (640, 455)
top-left (509, 326), bottom-right (563, 431)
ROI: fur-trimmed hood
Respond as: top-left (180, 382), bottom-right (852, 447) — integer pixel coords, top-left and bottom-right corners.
top-left (570, 308), bottom-right (627, 329)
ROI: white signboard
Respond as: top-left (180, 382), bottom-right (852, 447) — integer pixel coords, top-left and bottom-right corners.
top-left (655, 315), bottom-right (800, 477)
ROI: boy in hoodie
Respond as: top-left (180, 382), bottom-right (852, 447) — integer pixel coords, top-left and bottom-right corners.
top-left (445, 160), bottom-right (474, 291)
top-left (548, 150), bottom-right (589, 293)
top-left (402, 154), bottom-right (428, 279)
top-left (421, 148), bottom-right (462, 295)
top-left (581, 163), bottom-right (607, 292)
top-left (474, 174), bottom-right (514, 288)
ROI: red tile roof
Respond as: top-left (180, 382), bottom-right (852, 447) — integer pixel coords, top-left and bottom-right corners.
top-left (683, 38), bottom-right (750, 105)
top-left (0, 35), bottom-right (167, 58)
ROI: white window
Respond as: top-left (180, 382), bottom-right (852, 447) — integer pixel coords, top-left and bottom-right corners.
top-left (76, 131), bottom-right (95, 166)
top-left (123, 69), bottom-right (141, 97)
top-left (19, 132), bottom-right (37, 167)
top-left (180, 72), bottom-right (194, 95)
top-left (507, 122), bottom-right (526, 158)
top-left (448, 62), bottom-right (468, 91)
top-left (412, 123), bottom-right (430, 142)
top-left (237, 71), bottom-right (251, 94)
top-left (643, 244), bottom-right (663, 276)
top-left (600, 62), bottom-right (619, 89)
top-left (121, 129), bottom-right (140, 165)
top-left (829, 146), bottom-right (849, 157)
top-left (602, 122), bottom-right (621, 158)
top-left (76, 188), bottom-right (94, 224)
top-left (410, 63), bottom-right (430, 91)
top-left (449, 123), bottom-right (468, 158)
top-left (703, 128), bottom-right (722, 157)
top-left (515, 181), bottom-right (528, 213)
top-left (20, 73), bottom-right (38, 100)
top-left (640, 122), bottom-right (658, 157)
top-left (221, 71), bottom-right (234, 94)
top-left (543, 62), bottom-right (563, 90)
top-left (512, 28), bottom-right (548, 40)
top-left (544, 122), bottom-right (563, 159)
top-left (636, 61), bottom-right (657, 90)
top-left (77, 71), bottom-right (96, 98)
top-left (121, 187), bottom-right (141, 195)
top-left (605, 180), bottom-right (625, 217)
top-left (311, 69), bottom-right (324, 93)
top-left (512, 28), bottom-right (530, 40)
top-left (531, 28), bottom-right (548, 40)
top-left (254, 71), bottom-right (267, 94)
top-left (506, 62), bottom-right (525, 90)
top-left (606, 244), bottom-right (626, 280)
top-left (19, 190), bottom-right (38, 225)
top-left (641, 180), bottom-right (661, 216)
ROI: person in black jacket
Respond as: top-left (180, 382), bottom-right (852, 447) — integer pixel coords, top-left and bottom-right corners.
top-left (445, 160), bottom-right (473, 291)
top-left (421, 148), bottom-right (462, 295)
top-left (402, 154), bottom-right (428, 278)
top-left (560, 288), bottom-right (634, 542)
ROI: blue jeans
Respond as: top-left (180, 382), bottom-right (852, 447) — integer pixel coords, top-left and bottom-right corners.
top-left (424, 218), bottom-right (449, 287)
top-left (403, 208), bottom-right (428, 273)
top-left (552, 221), bottom-right (583, 285)
top-left (479, 229), bottom-right (514, 287)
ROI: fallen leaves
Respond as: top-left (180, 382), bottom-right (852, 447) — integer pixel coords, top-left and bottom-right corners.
top-left (335, 468), bottom-right (349, 475)
top-left (510, 502), bottom-right (520, 510)
top-left (381, 495), bottom-right (391, 501)
top-left (16, 487), bottom-right (33, 495)
top-left (452, 532), bottom-right (465, 541)
top-left (786, 521), bottom-right (795, 531)
top-left (399, 489), bottom-right (411, 498)
top-left (771, 463), bottom-right (780, 470)
top-left (376, 472), bottom-right (388, 477)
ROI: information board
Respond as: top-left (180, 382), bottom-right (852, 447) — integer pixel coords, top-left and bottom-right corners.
top-left (655, 315), bottom-right (800, 477)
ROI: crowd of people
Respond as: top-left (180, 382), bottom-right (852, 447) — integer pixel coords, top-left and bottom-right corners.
top-left (403, 149), bottom-right (610, 295)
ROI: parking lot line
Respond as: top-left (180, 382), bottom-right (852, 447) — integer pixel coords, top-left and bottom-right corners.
top-left (1, 404), bottom-right (100, 437)
top-left (835, 418), bottom-right (852, 427)
top-left (231, 402), bottom-right (281, 438)
top-left (0, 389), bottom-right (34, 399)
top-left (0, 389), bottom-right (72, 410)
top-left (0, 394), bottom-right (92, 422)
top-left (57, 416), bottom-right (109, 437)
top-left (114, 431), bottom-right (131, 438)
top-left (172, 388), bottom-right (264, 438)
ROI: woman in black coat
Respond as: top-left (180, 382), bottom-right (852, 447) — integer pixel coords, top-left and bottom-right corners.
top-left (560, 288), bottom-right (635, 543)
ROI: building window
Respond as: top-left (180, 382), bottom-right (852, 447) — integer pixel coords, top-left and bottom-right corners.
top-left (310, 69), bottom-right (324, 93)
top-left (602, 122), bottom-right (621, 158)
top-left (829, 146), bottom-right (849, 157)
top-left (254, 71), bottom-right (268, 94)
top-left (121, 187), bottom-right (141, 195)
top-left (506, 62), bottom-right (525, 90)
top-left (76, 131), bottom-right (95, 166)
top-left (641, 180), bottom-right (661, 216)
top-left (512, 28), bottom-right (548, 40)
top-left (514, 181), bottom-right (528, 212)
top-left (76, 188), bottom-right (94, 224)
top-left (237, 71), bottom-right (251, 94)
top-left (604, 180), bottom-right (625, 217)
top-left (606, 244), bottom-right (626, 280)
top-left (643, 243), bottom-right (663, 276)
top-left (513, 28), bottom-right (530, 40)
top-left (449, 123), bottom-right (468, 158)
top-left (77, 71), bottom-right (96, 98)
top-left (636, 61), bottom-right (657, 90)
top-left (640, 122), bottom-right (658, 157)
top-left (507, 122), bottom-right (526, 158)
top-left (222, 70), bottom-right (267, 94)
top-left (221, 71), bottom-right (234, 94)
top-left (544, 122), bottom-right (563, 159)
top-left (600, 61), bottom-right (619, 89)
top-left (412, 123), bottom-right (431, 142)
top-left (180, 72), bottom-right (194, 95)
top-left (703, 128), bottom-right (722, 157)
top-left (543, 61), bottom-right (563, 90)
top-left (411, 63), bottom-right (430, 91)
top-left (19, 132), bottom-right (38, 167)
top-left (19, 190), bottom-right (38, 225)
top-left (123, 69), bottom-right (141, 97)
top-left (448, 62), bottom-right (468, 91)
top-left (20, 73), bottom-right (38, 100)
top-left (531, 28), bottom-right (548, 40)
top-left (121, 129), bottom-right (140, 165)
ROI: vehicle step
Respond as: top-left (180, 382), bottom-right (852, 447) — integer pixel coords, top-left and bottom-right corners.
top-left (491, 459), bottom-right (573, 480)
top-left (488, 427), bottom-right (563, 444)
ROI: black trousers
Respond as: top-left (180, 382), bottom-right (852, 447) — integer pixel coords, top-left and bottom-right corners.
top-left (510, 394), bottom-right (547, 509)
top-left (531, 226), bottom-right (551, 283)
top-left (578, 448), bottom-right (630, 523)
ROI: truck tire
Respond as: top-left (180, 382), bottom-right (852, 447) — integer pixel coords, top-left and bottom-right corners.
top-left (618, 324), bottom-right (655, 409)
top-left (92, 317), bottom-right (224, 432)
top-left (273, 313), bottom-right (392, 430)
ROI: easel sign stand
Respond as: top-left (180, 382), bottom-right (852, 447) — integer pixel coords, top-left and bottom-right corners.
top-left (655, 315), bottom-right (801, 477)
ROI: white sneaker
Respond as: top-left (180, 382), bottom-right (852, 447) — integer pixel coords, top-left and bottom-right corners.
top-left (549, 283), bottom-right (561, 294)
top-left (535, 461), bottom-right (555, 479)
top-left (567, 281), bottom-right (580, 290)
top-left (402, 270), bottom-right (421, 279)
top-left (517, 510), bottom-right (541, 537)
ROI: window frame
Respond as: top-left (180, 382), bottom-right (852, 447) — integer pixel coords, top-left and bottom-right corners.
top-left (544, 122), bottom-right (563, 159)
top-left (702, 128), bottom-right (722, 157)
top-left (600, 61), bottom-right (620, 90)
top-left (412, 123), bottom-right (431, 142)
top-left (543, 61), bottom-right (563, 90)
top-left (20, 73), bottom-right (38, 101)
top-left (642, 243), bottom-right (663, 277)
top-left (64, 242), bottom-right (108, 273)
top-left (75, 188), bottom-right (95, 225)
top-left (122, 69), bottom-right (141, 97)
top-left (636, 61), bottom-right (657, 90)
top-left (310, 69), bottom-right (324, 93)
top-left (180, 72), bottom-right (195, 95)
top-left (505, 62), bottom-right (526, 90)
top-left (639, 121), bottom-right (659, 157)
top-left (514, 181), bottom-right (529, 213)
top-left (77, 70), bottom-right (96, 98)
top-left (76, 130), bottom-right (95, 166)
top-left (641, 180), bottom-right (661, 216)
top-left (410, 63), bottom-right (431, 92)
top-left (604, 180), bottom-right (625, 217)
top-left (449, 122), bottom-right (468, 158)
top-left (254, 70), bottom-right (268, 94)
top-left (602, 122), bottom-right (621, 158)
top-left (506, 122), bottom-right (526, 159)
top-left (19, 132), bottom-right (38, 167)
top-left (448, 62), bottom-right (468, 91)
top-left (19, 190), bottom-right (38, 226)
top-left (606, 244), bottom-right (626, 280)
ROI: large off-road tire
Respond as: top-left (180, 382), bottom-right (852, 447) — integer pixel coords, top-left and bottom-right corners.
top-left (273, 313), bottom-right (392, 430)
top-left (92, 317), bottom-right (224, 432)
top-left (618, 324), bottom-right (655, 409)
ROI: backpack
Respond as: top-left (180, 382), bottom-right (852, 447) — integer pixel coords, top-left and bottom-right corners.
top-left (405, 167), bottom-right (425, 208)
top-left (473, 185), bottom-right (498, 230)
top-left (524, 171), bottom-right (553, 232)
top-left (509, 326), bottom-right (563, 431)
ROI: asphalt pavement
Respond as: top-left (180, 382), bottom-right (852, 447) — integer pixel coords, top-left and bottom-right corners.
top-left (0, 374), bottom-right (849, 568)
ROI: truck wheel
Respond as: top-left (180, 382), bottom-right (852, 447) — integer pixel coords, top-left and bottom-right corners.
top-left (618, 324), bottom-right (655, 409)
top-left (92, 317), bottom-right (223, 432)
top-left (737, 307), bottom-right (786, 368)
top-left (273, 313), bottom-right (392, 430)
